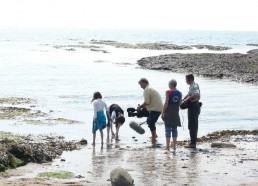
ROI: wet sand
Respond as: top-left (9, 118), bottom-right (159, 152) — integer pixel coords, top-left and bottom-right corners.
top-left (1, 133), bottom-right (258, 186)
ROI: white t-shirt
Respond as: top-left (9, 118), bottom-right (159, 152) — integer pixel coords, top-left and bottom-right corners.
top-left (111, 111), bottom-right (117, 121)
top-left (93, 99), bottom-right (108, 119)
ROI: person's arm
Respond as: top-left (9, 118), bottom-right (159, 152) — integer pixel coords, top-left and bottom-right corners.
top-left (110, 111), bottom-right (116, 137)
top-left (138, 102), bottom-right (148, 110)
top-left (138, 88), bottom-right (150, 110)
top-left (186, 83), bottom-right (200, 101)
top-left (183, 93), bottom-right (190, 100)
top-left (105, 103), bottom-right (111, 122)
top-left (162, 91), bottom-right (169, 113)
top-left (93, 101), bottom-right (97, 121)
top-left (179, 94), bottom-right (182, 106)
top-left (162, 91), bottom-right (169, 120)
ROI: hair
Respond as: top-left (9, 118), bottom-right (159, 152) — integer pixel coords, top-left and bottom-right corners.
top-left (138, 78), bottom-right (149, 85)
top-left (186, 74), bottom-right (194, 81)
top-left (115, 115), bottom-right (125, 125)
top-left (91, 91), bottom-right (102, 103)
top-left (169, 79), bottom-right (177, 87)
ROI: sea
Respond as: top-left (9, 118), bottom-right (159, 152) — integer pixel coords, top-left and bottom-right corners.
top-left (0, 27), bottom-right (258, 183)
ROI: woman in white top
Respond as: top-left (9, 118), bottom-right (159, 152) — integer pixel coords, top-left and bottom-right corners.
top-left (91, 92), bottom-right (110, 146)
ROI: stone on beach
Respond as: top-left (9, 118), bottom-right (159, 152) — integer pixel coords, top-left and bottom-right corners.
top-left (110, 166), bottom-right (134, 186)
top-left (211, 142), bottom-right (236, 148)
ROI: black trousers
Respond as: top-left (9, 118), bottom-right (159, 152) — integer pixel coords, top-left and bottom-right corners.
top-left (188, 101), bottom-right (200, 145)
top-left (147, 111), bottom-right (161, 132)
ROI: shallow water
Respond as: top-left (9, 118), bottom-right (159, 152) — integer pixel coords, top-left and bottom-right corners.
top-left (1, 39), bottom-right (258, 143)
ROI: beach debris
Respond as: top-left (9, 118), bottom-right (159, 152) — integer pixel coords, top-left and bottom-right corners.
top-left (65, 48), bottom-right (76, 51)
top-left (75, 174), bottom-right (85, 179)
top-left (211, 142), bottom-right (236, 148)
top-left (0, 106), bottom-right (47, 120)
top-left (0, 97), bottom-right (36, 105)
top-left (90, 48), bottom-right (109, 53)
top-left (38, 171), bottom-right (74, 179)
top-left (110, 166), bottom-right (134, 186)
top-left (79, 139), bottom-right (88, 145)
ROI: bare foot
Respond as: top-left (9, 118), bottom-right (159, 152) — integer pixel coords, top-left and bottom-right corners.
top-left (149, 136), bottom-right (158, 142)
top-left (164, 147), bottom-right (170, 151)
top-left (112, 133), bottom-right (115, 139)
top-left (149, 134), bottom-right (158, 139)
top-left (171, 142), bottom-right (176, 150)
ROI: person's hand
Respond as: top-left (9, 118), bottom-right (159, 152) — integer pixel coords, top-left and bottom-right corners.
top-left (161, 113), bottom-right (165, 121)
top-left (137, 104), bottom-right (141, 111)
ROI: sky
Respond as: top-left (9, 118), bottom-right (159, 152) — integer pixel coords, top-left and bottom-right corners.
top-left (0, 0), bottom-right (258, 31)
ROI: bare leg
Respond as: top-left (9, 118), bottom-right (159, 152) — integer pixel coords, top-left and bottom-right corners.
top-left (111, 122), bottom-right (115, 138)
top-left (107, 127), bottom-right (110, 142)
top-left (92, 133), bottom-right (96, 146)
top-left (164, 137), bottom-right (170, 150)
top-left (150, 130), bottom-right (158, 142)
top-left (100, 129), bottom-right (104, 144)
top-left (115, 124), bottom-right (121, 140)
top-left (172, 137), bottom-right (177, 150)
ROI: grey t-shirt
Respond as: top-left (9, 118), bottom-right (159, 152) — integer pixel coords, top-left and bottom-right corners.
top-left (188, 81), bottom-right (200, 102)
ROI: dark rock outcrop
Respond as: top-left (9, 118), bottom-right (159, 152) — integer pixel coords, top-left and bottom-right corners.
top-left (192, 44), bottom-right (231, 51)
top-left (137, 49), bottom-right (258, 84)
top-left (0, 136), bottom-right (83, 172)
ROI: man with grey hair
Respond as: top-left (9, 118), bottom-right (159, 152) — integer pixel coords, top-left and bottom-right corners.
top-left (138, 78), bottom-right (163, 142)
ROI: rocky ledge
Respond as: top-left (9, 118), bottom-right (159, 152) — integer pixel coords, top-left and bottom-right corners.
top-left (0, 135), bottom-right (87, 172)
top-left (137, 49), bottom-right (258, 84)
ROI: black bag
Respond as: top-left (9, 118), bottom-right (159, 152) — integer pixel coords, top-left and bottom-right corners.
top-left (180, 100), bottom-right (203, 109)
top-left (180, 99), bottom-right (190, 109)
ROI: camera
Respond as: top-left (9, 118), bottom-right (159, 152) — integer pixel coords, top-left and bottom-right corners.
top-left (127, 107), bottom-right (149, 118)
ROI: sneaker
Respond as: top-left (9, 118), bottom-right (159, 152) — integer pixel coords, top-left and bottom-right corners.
top-left (184, 144), bottom-right (196, 148)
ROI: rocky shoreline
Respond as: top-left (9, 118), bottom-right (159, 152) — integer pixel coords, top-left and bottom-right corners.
top-left (137, 49), bottom-right (258, 84)
top-left (0, 134), bottom-right (87, 172)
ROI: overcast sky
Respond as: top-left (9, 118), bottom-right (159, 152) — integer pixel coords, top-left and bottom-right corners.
top-left (0, 0), bottom-right (258, 31)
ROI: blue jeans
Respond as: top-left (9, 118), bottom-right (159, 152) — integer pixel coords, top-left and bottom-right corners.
top-left (165, 126), bottom-right (178, 138)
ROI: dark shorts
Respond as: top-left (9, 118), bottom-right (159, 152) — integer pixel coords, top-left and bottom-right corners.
top-left (147, 111), bottom-right (161, 132)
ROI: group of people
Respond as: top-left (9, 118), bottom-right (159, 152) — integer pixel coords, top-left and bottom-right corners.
top-left (91, 74), bottom-right (201, 151)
